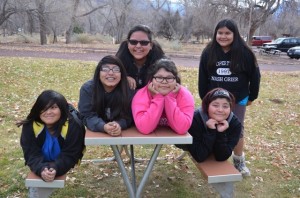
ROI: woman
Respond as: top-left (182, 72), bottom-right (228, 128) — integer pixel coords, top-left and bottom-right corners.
top-left (182, 88), bottom-right (241, 162)
top-left (116, 25), bottom-right (165, 90)
top-left (18, 90), bottom-right (85, 182)
top-left (198, 19), bottom-right (260, 176)
top-left (132, 58), bottom-right (194, 135)
top-left (78, 55), bottom-right (134, 136)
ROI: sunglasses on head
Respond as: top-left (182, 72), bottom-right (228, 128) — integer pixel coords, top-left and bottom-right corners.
top-left (212, 90), bottom-right (230, 98)
top-left (128, 39), bottom-right (150, 46)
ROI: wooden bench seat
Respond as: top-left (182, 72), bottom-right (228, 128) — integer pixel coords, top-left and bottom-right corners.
top-left (194, 155), bottom-right (242, 184)
top-left (179, 152), bottom-right (242, 198)
top-left (25, 171), bottom-right (66, 197)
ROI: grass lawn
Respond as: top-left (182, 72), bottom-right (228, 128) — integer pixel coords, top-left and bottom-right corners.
top-left (0, 57), bottom-right (299, 198)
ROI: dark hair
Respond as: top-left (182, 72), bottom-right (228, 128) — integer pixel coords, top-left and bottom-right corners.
top-left (92, 55), bottom-right (130, 120)
top-left (16, 90), bottom-right (69, 135)
top-left (205, 19), bottom-right (258, 72)
top-left (126, 24), bottom-right (153, 41)
top-left (201, 88), bottom-right (235, 114)
top-left (147, 58), bottom-right (181, 84)
top-left (116, 25), bottom-right (165, 70)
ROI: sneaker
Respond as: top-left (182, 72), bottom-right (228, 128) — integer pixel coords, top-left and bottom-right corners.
top-left (233, 153), bottom-right (251, 177)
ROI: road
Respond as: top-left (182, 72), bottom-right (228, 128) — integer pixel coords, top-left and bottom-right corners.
top-left (0, 48), bottom-right (299, 71)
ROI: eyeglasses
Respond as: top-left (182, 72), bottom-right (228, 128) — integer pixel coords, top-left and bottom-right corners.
top-left (100, 66), bottom-right (121, 73)
top-left (212, 90), bottom-right (230, 98)
top-left (128, 39), bottom-right (151, 46)
top-left (153, 76), bottom-right (176, 83)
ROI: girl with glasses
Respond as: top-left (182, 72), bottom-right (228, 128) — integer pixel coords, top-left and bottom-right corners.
top-left (116, 25), bottom-right (166, 90)
top-left (198, 19), bottom-right (260, 176)
top-left (17, 90), bottom-right (85, 195)
top-left (78, 55), bottom-right (134, 136)
top-left (132, 59), bottom-right (194, 135)
top-left (176, 88), bottom-right (241, 162)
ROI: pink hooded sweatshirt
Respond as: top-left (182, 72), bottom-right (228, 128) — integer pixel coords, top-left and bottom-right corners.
top-left (132, 85), bottom-right (195, 135)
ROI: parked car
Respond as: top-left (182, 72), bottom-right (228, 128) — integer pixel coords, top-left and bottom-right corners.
top-left (251, 36), bottom-right (272, 46)
top-left (287, 46), bottom-right (300, 59)
top-left (261, 37), bottom-right (300, 52)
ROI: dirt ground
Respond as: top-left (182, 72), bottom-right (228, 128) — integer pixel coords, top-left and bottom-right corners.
top-left (0, 43), bottom-right (299, 71)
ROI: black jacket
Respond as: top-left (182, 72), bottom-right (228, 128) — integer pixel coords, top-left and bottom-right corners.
top-left (78, 80), bottom-right (133, 132)
top-left (187, 108), bottom-right (241, 162)
top-left (20, 116), bottom-right (85, 177)
top-left (198, 48), bottom-right (261, 103)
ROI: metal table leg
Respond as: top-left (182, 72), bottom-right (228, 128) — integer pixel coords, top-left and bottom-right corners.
top-left (136, 144), bottom-right (162, 198)
top-left (111, 145), bottom-right (135, 198)
top-left (124, 145), bottom-right (146, 162)
top-left (111, 144), bottom-right (163, 198)
top-left (130, 145), bottom-right (136, 193)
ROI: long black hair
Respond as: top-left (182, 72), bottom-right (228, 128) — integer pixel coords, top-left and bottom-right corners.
top-left (116, 25), bottom-right (165, 70)
top-left (16, 90), bottom-right (69, 134)
top-left (205, 19), bottom-right (258, 73)
top-left (92, 55), bottom-right (131, 121)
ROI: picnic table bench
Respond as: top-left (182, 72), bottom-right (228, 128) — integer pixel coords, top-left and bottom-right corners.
top-left (177, 151), bottom-right (242, 198)
top-left (259, 48), bottom-right (282, 56)
top-left (25, 126), bottom-right (242, 198)
top-left (25, 171), bottom-right (66, 198)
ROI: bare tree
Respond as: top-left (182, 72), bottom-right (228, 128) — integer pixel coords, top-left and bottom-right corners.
top-left (0, 0), bottom-right (18, 26)
top-left (247, 0), bottom-right (282, 43)
top-left (270, 0), bottom-right (300, 37)
top-left (2, 0), bottom-right (298, 46)
top-left (157, 9), bottom-right (182, 40)
top-left (149, 0), bottom-right (182, 40)
top-left (65, 0), bottom-right (79, 44)
top-left (207, 0), bottom-right (283, 44)
top-left (110, 0), bottom-right (133, 43)
top-left (65, 0), bottom-right (107, 44)
top-left (34, 0), bottom-right (47, 44)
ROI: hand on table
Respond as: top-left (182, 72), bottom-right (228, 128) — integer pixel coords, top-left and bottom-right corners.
top-left (104, 121), bottom-right (121, 136)
top-left (41, 168), bottom-right (56, 182)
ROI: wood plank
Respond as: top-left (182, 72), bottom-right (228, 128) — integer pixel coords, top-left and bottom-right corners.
top-left (193, 156), bottom-right (242, 183)
top-left (25, 172), bottom-right (66, 188)
top-left (85, 126), bottom-right (192, 145)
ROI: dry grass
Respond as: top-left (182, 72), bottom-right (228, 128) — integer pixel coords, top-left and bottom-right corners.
top-left (0, 57), bottom-right (299, 198)
top-left (0, 34), bottom-right (205, 53)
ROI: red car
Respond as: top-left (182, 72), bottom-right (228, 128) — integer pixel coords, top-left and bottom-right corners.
top-left (251, 36), bottom-right (272, 46)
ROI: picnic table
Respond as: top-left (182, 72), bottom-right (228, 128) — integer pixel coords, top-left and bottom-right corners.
top-left (85, 126), bottom-right (192, 198)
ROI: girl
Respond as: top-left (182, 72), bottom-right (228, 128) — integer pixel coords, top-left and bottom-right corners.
top-left (184, 88), bottom-right (241, 162)
top-left (116, 25), bottom-right (166, 90)
top-left (132, 58), bottom-right (194, 135)
top-left (198, 19), bottom-right (260, 176)
top-left (78, 55), bottom-right (134, 136)
top-left (18, 90), bottom-right (85, 181)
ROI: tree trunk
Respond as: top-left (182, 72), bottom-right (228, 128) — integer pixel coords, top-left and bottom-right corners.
top-left (35, 0), bottom-right (47, 45)
top-left (182, 16), bottom-right (193, 43)
top-left (115, 12), bottom-right (126, 44)
top-left (0, 0), bottom-right (17, 26)
top-left (53, 30), bottom-right (57, 43)
top-left (27, 11), bottom-right (34, 36)
top-left (66, 0), bottom-right (80, 44)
